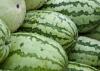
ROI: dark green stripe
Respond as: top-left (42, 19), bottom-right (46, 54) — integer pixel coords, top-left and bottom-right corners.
top-left (43, 1), bottom-right (94, 9)
top-left (78, 39), bottom-right (100, 50)
top-left (71, 49), bottom-right (100, 57)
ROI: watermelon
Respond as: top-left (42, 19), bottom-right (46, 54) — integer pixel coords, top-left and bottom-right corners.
top-left (1, 32), bottom-right (68, 71)
top-left (0, 19), bottom-right (11, 64)
top-left (25, 0), bottom-right (47, 10)
top-left (68, 36), bottom-right (100, 66)
top-left (0, 0), bottom-right (26, 32)
top-left (41, 0), bottom-right (100, 33)
top-left (18, 10), bottom-right (78, 49)
top-left (66, 61), bottom-right (99, 71)
top-left (86, 25), bottom-right (100, 41)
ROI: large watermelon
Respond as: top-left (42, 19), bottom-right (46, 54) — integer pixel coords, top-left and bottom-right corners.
top-left (25, 0), bottom-right (47, 10)
top-left (0, 0), bottom-right (26, 32)
top-left (18, 10), bottom-right (78, 49)
top-left (68, 36), bottom-right (100, 66)
top-left (0, 19), bottom-right (11, 64)
top-left (1, 32), bottom-right (68, 71)
top-left (41, 0), bottom-right (100, 33)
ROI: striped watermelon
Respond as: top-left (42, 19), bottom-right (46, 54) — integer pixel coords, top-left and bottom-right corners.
top-left (25, 0), bottom-right (47, 10)
top-left (41, 0), bottom-right (100, 33)
top-left (86, 25), bottom-right (100, 41)
top-left (18, 10), bottom-right (78, 49)
top-left (0, 19), bottom-right (11, 63)
top-left (66, 61), bottom-right (99, 71)
top-left (1, 32), bottom-right (68, 71)
top-left (68, 36), bottom-right (100, 66)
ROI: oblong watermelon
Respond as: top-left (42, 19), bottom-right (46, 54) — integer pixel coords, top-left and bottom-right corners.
top-left (68, 36), bottom-right (100, 66)
top-left (18, 10), bottom-right (78, 49)
top-left (1, 32), bottom-right (68, 71)
top-left (41, 0), bottom-right (100, 33)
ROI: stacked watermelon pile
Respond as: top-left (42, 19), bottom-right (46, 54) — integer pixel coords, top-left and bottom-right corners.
top-left (0, 0), bottom-right (100, 71)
